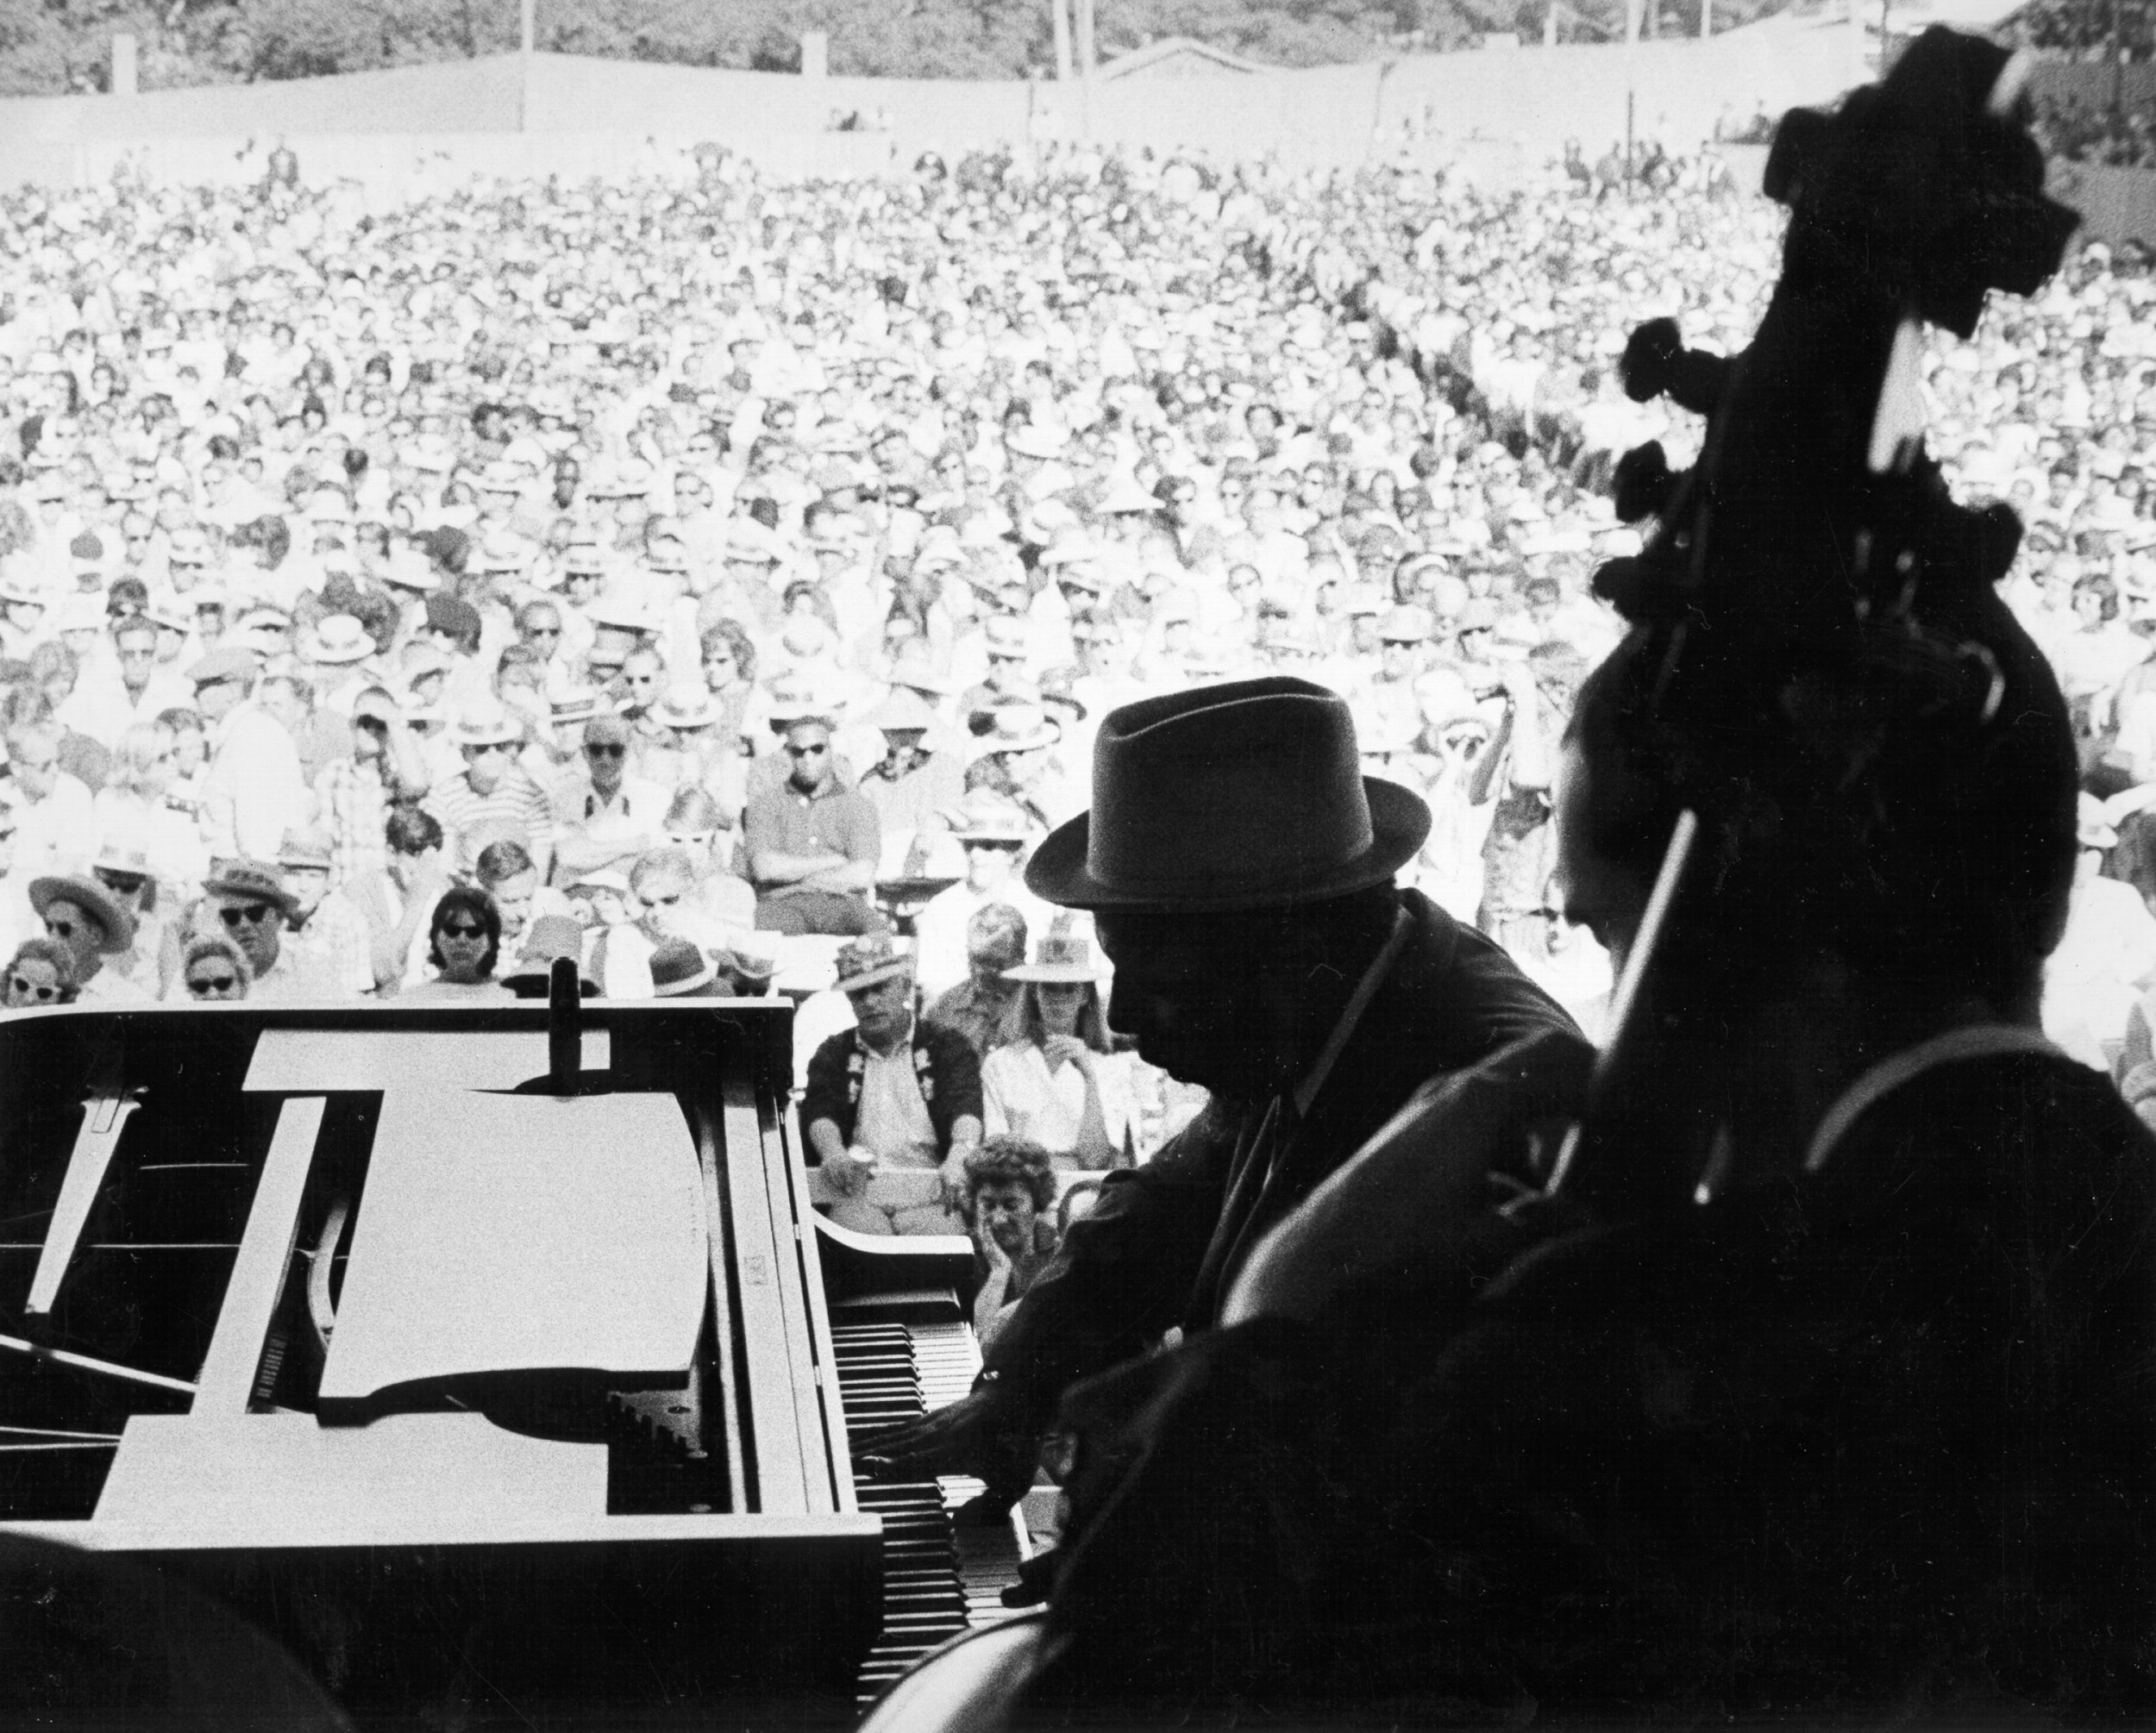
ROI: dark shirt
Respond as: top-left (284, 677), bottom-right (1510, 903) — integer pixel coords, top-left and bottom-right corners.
top-left (742, 773), bottom-right (879, 900)
top-left (983, 888), bottom-right (1576, 1436)
top-left (1027, 1046), bottom-right (2156, 1721)
top-left (800, 1016), bottom-right (983, 1157)
top-left (924, 977), bottom-right (1019, 1060)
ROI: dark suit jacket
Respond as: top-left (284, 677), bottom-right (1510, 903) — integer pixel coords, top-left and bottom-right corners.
top-left (1025, 1045), bottom-right (2156, 1722)
top-left (982, 888), bottom-right (1576, 1434)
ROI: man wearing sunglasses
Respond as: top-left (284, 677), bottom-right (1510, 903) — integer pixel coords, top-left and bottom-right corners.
top-left (423, 704), bottom-right (555, 881)
top-left (198, 859), bottom-right (305, 1001)
top-left (743, 714), bottom-right (883, 936)
top-left (550, 712), bottom-right (667, 886)
top-left (28, 871), bottom-right (149, 1004)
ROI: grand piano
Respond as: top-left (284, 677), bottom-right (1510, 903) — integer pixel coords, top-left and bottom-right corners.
top-left (0, 991), bottom-right (1021, 1724)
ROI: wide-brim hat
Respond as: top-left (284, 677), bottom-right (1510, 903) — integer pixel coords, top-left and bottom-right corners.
top-left (1006, 425), bottom-right (1064, 460)
top-left (1096, 474), bottom-right (1160, 516)
top-left (863, 688), bottom-right (939, 735)
top-left (28, 873), bottom-right (136, 953)
top-left (1026, 677), bottom-right (1431, 912)
top-left (1004, 929), bottom-right (1104, 983)
top-left (201, 859), bottom-right (302, 918)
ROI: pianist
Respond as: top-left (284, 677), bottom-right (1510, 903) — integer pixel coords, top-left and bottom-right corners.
top-left (859, 678), bottom-right (1577, 1506)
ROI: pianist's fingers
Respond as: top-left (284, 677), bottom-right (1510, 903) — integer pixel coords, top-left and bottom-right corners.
top-left (855, 1388), bottom-right (996, 1479)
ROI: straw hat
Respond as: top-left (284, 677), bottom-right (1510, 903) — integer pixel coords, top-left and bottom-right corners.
top-left (832, 931), bottom-right (914, 994)
top-left (302, 613), bottom-right (376, 665)
top-left (978, 703), bottom-right (1060, 754)
top-left (1004, 927), bottom-right (1104, 984)
top-left (653, 684), bottom-right (721, 730)
top-left (28, 873), bottom-right (137, 953)
top-left (200, 859), bottom-right (301, 919)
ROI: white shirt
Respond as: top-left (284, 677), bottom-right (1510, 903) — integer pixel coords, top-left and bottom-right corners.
top-left (856, 1038), bottom-right (939, 1167)
top-left (981, 1042), bottom-right (1137, 1166)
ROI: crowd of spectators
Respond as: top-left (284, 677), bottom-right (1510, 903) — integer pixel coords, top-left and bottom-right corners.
top-left (2031, 91), bottom-right (2156, 166)
top-left (0, 132), bottom-right (2152, 1223)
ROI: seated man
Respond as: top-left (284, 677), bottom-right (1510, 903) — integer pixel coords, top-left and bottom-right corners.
top-left (28, 872), bottom-right (150, 1004)
top-left (743, 714), bottom-right (882, 936)
top-left (802, 933), bottom-right (981, 1236)
top-left (924, 902), bottom-right (1030, 1060)
top-left (194, 859), bottom-right (308, 1002)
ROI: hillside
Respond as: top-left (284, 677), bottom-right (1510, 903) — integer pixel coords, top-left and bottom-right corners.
top-left (0, 0), bottom-right (1799, 95)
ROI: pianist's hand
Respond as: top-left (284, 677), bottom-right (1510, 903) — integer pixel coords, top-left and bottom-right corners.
top-left (855, 1386), bottom-right (1036, 1513)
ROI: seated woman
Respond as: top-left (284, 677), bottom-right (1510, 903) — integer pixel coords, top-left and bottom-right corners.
top-left (2, 937), bottom-right (78, 1010)
top-left (400, 886), bottom-right (508, 1002)
top-left (960, 1136), bottom-right (1059, 1354)
top-left (980, 927), bottom-right (1133, 1171)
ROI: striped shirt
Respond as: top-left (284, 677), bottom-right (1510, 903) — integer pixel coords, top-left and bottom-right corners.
top-left (423, 766), bottom-right (555, 873)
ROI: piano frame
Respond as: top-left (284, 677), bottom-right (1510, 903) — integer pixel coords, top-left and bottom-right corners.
top-left (0, 998), bottom-right (980, 1712)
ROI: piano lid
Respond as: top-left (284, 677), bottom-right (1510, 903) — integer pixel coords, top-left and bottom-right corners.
top-left (318, 1085), bottom-right (708, 1423)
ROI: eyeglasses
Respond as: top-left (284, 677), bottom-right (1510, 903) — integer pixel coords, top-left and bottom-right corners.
top-left (9, 975), bottom-right (57, 1001)
top-left (43, 917), bottom-right (78, 940)
top-left (438, 919), bottom-right (486, 939)
top-left (585, 741), bottom-right (628, 759)
top-left (218, 903), bottom-right (274, 928)
top-left (186, 973), bottom-right (236, 995)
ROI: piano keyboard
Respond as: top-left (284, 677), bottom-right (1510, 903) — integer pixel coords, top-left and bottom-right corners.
top-left (834, 1317), bottom-right (1027, 1711)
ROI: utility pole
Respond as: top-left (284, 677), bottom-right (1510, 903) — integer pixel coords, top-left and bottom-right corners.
top-left (1075, 0), bottom-right (1095, 141)
top-left (1051, 0), bottom-right (1073, 81)
top-left (520, 0), bottom-right (534, 58)
top-left (1701, 0), bottom-right (1710, 40)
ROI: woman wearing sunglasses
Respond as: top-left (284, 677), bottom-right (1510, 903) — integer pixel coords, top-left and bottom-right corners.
top-left (1, 938), bottom-right (78, 1010)
top-left (401, 885), bottom-right (509, 1002)
top-left (178, 933), bottom-right (251, 1002)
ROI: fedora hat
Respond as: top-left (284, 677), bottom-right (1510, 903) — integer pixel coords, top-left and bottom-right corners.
top-left (833, 931), bottom-right (913, 995)
top-left (1004, 927), bottom-right (1103, 984)
top-left (276, 829), bottom-right (335, 873)
top-left (500, 915), bottom-right (599, 995)
top-left (201, 858), bottom-right (302, 919)
top-left (1026, 677), bottom-right (1431, 913)
top-left (649, 937), bottom-right (718, 998)
top-left (983, 617), bottom-right (1032, 662)
top-left (28, 873), bottom-right (137, 953)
